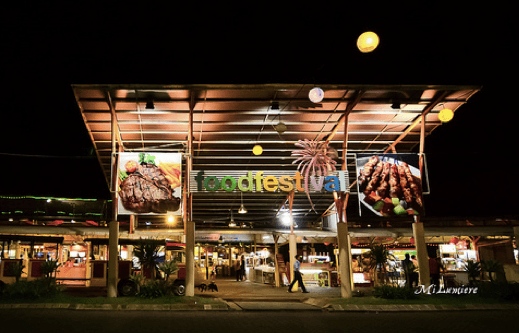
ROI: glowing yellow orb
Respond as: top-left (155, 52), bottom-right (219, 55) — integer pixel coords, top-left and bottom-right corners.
top-left (253, 145), bottom-right (263, 155)
top-left (357, 31), bottom-right (380, 53)
top-left (438, 108), bottom-right (454, 122)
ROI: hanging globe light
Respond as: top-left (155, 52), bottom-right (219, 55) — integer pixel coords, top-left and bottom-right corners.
top-left (252, 145), bottom-right (263, 155)
top-left (309, 87), bottom-right (324, 103)
top-left (438, 108), bottom-right (454, 122)
top-left (357, 31), bottom-right (380, 53)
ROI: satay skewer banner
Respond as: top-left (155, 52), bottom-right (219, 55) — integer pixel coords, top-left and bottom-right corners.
top-left (355, 153), bottom-right (429, 217)
top-left (117, 152), bottom-right (182, 215)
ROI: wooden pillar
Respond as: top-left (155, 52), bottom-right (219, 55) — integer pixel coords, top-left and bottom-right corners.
top-left (274, 234), bottom-right (280, 287)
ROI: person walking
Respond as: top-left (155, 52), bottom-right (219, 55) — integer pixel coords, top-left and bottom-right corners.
top-left (288, 255), bottom-right (309, 293)
top-left (239, 255), bottom-right (245, 281)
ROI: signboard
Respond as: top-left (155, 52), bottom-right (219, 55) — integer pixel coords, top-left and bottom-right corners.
top-left (117, 152), bottom-right (182, 215)
top-left (190, 170), bottom-right (349, 193)
top-left (356, 154), bottom-right (427, 217)
top-left (195, 233), bottom-right (254, 243)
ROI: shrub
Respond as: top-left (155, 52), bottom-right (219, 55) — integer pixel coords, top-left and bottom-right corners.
top-left (0, 279), bottom-right (63, 300)
top-left (138, 280), bottom-right (166, 299)
top-left (373, 284), bottom-right (418, 300)
top-left (477, 281), bottom-right (519, 301)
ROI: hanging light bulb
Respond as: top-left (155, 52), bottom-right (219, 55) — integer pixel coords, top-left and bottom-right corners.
top-left (229, 209), bottom-right (236, 227)
top-left (438, 108), bottom-right (454, 122)
top-left (238, 205), bottom-right (247, 214)
top-left (253, 145), bottom-right (263, 155)
top-left (238, 192), bottom-right (247, 214)
top-left (309, 87), bottom-right (324, 103)
top-left (357, 31), bottom-right (380, 53)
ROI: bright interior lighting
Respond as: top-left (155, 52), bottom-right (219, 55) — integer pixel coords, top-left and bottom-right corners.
top-left (281, 212), bottom-right (292, 225)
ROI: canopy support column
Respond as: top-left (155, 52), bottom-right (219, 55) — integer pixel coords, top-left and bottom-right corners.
top-left (413, 108), bottom-right (430, 287)
top-left (287, 191), bottom-right (298, 291)
top-left (413, 218), bottom-right (430, 286)
top-left (107, 90), bottom-right (120, 298)
top-left (185, 92), bottom-right (196, 296)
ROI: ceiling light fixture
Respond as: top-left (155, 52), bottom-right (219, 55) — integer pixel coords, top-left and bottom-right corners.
top-left (167, 212), bottom-right (175, 224)
top-left (228, 209), bottom-right (237, 227)
top-left (145, 98), bottom-right (155, 110)
top-left (391, 102), bottom-right (401, 109)
top-left (238, 192), bottom-right (247, 214)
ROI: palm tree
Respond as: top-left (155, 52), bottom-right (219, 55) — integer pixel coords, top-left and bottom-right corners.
top-left (367, 244), bottom-right (392, 286)
top-left (159, 260), bottom-right (178, 283)
top-left (133, 239), bottom-right (161, 279)
top-left (464, 260), bottom-right (481, 285)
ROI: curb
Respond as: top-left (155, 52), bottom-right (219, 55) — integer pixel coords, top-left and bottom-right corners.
top-left (326, 303), bottom-right (519, 312)
top-left (1, 301), bottom-right (518, 312)
top-left (0, 303), bottom-right (229, 311)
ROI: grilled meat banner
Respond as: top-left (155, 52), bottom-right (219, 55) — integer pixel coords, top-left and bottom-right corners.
top-left (117, 153), bottom-right (182, 215)
top-left (356, 154), bottom-right (428, 217)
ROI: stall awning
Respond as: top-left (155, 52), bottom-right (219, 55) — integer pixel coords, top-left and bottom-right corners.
top-left (73, 84), bottom-right (480, 228)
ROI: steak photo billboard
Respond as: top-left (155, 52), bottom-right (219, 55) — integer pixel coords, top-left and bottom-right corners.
top-left (117, 152), bottom-right (182, 215)
top-left (356, 153), bottom-right (428, 217)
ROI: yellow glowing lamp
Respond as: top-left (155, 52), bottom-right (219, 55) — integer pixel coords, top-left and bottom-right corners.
top-left (357, 31), bottom-right (380, 53)
top-left (166, 213), bottom-right (175, 224)
top-left (253, 145), bottom-right (263, 155)
top-left (438, 108), bottom-right (454, 122)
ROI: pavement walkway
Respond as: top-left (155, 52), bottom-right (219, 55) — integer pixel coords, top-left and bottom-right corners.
top-left (1, 277), bottom-right (518, 312)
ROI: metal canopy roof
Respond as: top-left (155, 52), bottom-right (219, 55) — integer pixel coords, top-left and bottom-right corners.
top-left (72, 84), bottom-right (480, 229)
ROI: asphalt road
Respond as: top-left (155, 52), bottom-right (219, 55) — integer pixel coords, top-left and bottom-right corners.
top-left (1, 309), bottom-right (517, 333)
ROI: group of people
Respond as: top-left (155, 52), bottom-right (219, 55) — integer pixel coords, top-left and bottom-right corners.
top-left (402, 253), bottom-right (443, 287)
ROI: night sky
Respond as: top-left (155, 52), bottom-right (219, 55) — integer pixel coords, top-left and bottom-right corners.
top-left (2, 7), bottom-right (516, 218)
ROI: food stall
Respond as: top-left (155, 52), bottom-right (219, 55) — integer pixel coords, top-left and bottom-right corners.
top-left (248, 248), bottom-right (275, 284)
top-left (439, 243), bottom-right (474, 285)
top-left (300, 253), bottom-right (335, 287)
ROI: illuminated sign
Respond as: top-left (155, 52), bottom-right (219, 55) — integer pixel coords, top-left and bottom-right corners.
top-left (190, 170), bottom-right (349, 193)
